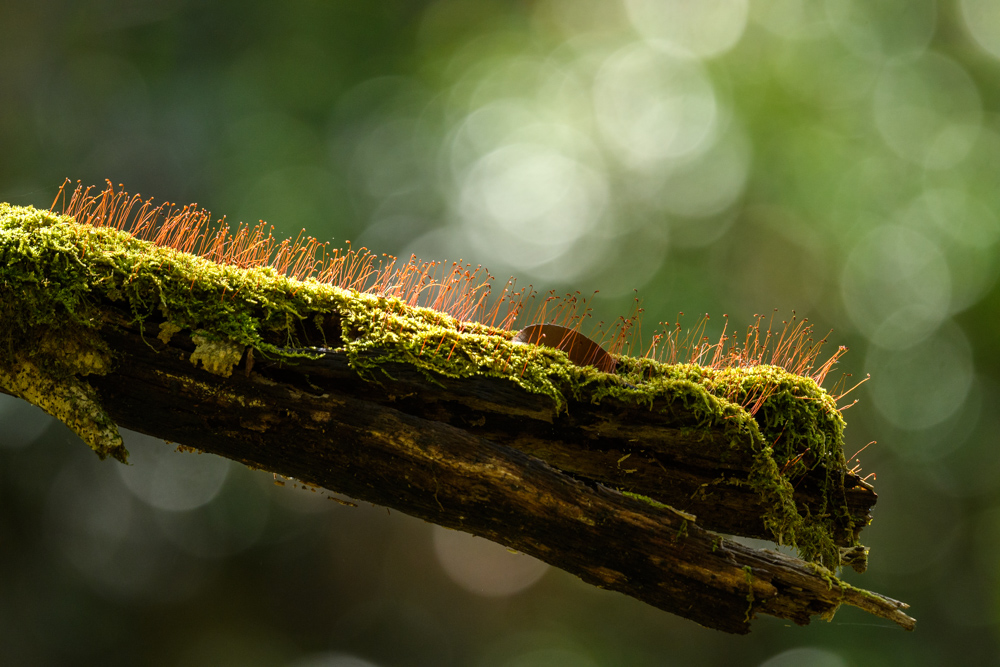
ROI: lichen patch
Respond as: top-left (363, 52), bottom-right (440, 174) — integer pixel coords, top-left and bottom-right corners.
top-left (189, 331), bottom-right (245, 378)
top-left (158, 321), bottom-right (183, 345)
top-left (0, 357), bottom-right (125, 461)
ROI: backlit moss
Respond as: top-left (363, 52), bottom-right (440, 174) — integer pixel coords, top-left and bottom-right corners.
top-left (0, 203), bottom-right (859, 569)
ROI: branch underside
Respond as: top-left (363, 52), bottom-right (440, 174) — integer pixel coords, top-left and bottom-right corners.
top-left (63, 318), bottom-right (909, 634)
top-left (260, 340), bottom-right (877, 551)
top-left (0, 205), bottom-right (911, 633)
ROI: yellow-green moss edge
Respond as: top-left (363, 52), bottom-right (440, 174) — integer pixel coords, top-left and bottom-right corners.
top-left (0, 203), bottom-right (856, 568)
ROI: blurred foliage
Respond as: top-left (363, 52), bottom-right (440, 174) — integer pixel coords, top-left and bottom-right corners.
top-left (3, 0), bottom-right (1000, 664)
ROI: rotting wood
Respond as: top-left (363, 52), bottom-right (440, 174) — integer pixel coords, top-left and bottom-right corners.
top-left (258, 340), bottom-right (877, 554)
top-left (0, 202), bottom-right (912, 633)
top-left (51, 316), bottom-right (909, 634)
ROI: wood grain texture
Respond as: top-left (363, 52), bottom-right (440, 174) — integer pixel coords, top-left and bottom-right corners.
top-left (49, 313), bottom-right (910, 634)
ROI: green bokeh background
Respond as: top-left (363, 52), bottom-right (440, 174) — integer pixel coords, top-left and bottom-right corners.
top-left (2, 1), bottom-right (999, 665)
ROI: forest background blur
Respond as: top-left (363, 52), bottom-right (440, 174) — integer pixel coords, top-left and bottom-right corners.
top-left (1, 2), bottom-right (997, 665)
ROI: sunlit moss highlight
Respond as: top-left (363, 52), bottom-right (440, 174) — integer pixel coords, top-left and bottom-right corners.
top-left (0, 203), bottom-right (857, 569)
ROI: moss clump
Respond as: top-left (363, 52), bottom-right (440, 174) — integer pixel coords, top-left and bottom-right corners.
top-left (0, 203), bottom-right (859, 568)
top-left (614, 356), bottom-right (852, 569)
top-left (0, 205), bottom-right (125, 459)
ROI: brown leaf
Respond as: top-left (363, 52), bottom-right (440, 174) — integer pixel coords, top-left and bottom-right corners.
top-left (513, 324), bottom-right (616, 373)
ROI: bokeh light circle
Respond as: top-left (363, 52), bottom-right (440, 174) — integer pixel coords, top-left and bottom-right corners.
top-left (593, 42), bottom-right (717, 170)
top-left (644, 123), bottom-right (751, 218)
top-left (155, 470), bottom-right (270, 559)
top-left (883, 375), bottom-right (982, 464)
top-left (459, 141), bottom-right (608, 272)
top-left (920, 187), bottom-right (1000, 249)
top-left (873, 52), bottom-right (982, 170)
top-left (0, 393), bottom-right (51, 449)
top-left (753, 0), bottom-right (830, 41)
top-left (432, 525), bottom-right (548, 597)
top-left (47, 458), bottom-right (205, 603)
top-left (759, 647), bottom-right (848, 667)
top-left (825, 0), bottom-right (936, 63)
top-left (864, 469), bottom-right (962, 577)
top-left (117, 430), bottom-right (230, 511)
top-left (959, 0), bottom-right (1000, 61)
top-left (906, 187), bottom-right (1000, 312)
top-left (623, 0), bottom-right (750, 59)
top-left (841, 224), bottom-right (951, 349)
top-left (865, 321), bottom-right (974, 431)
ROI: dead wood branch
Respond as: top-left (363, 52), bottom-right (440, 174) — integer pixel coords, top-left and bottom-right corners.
top-left (0, 204), bottom-right (913, 633)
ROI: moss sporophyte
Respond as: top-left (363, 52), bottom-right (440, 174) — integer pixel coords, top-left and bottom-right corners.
top-left (0, 181), bottom-right (871, 570)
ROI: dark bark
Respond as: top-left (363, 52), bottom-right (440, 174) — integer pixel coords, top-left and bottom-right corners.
top-left (262, 341), bottom-right (877, 552)
top-left (44, 314), bottom-right (912, 634)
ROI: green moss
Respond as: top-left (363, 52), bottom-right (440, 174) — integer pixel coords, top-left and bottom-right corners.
top-left (743, 565), bottom-right (756, 622)
top-left (0, 203), bottom-right (860, 568)
top-left (622, 490), bottom-right (671, 510)
top-left (614, 355), bottom-right (853, 569)
top-left (673, 519), bottom-right (689, 542)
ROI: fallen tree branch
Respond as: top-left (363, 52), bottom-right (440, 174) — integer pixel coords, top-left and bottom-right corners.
top-left (0, 203), bottom-right (913, 633)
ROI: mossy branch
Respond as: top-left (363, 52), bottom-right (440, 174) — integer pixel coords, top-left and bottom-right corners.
top-left (0, 204), bottom-right (912, 633)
